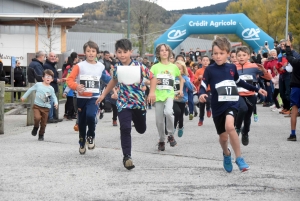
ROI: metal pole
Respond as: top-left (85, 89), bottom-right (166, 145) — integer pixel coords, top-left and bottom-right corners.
top-left (285, 0), bottom-right (289, 39)
top-left (127, 0), bottom-right (130, 39)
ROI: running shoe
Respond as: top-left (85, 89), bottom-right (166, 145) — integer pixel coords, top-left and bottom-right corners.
top-left (207, 110), bottom-right (212, 118)
top-left (253, 114), bottom-right (258, 122)
top-left (178, 127), bottom-right (184, 137)
top-left (189, 114), bottom-right (194, 120)
top-left (158, 142), bottom-right (165, 151)
top-left (167, 135), bottom-right (177, 147)
top-left (87, 136), bottom-right (95, 150)
top-left (223, 148), bottom-right (233, 173)
top-left (123, 155), bottom-right (135, 170)
top-left (287, 135), bottom-right (297, 141)
top-left (235, 157), bottom-right (250, 172)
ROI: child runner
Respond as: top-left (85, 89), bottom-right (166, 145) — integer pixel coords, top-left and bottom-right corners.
top-left (234, 46), bottom-right (271, 146)
top-left (286, 38), bottom-right (300, 141)
top-left (67, 41), bottom-right (111, 154)
top-left (96, 39), bottom-right (156, 170)
top-left (151, 44), bottom-right (184, 151)
top-left (194, 55), bottom-right (212, 126)
top-left (199, 37), bottom-right (267, 172)
top-left (173, 60), bottom-right (193, 137)
top-left (21, 69), bottom-right (58, 141)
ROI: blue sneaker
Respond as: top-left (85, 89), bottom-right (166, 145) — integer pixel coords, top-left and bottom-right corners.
top-left (223, 148), bottom-right (233, 173)
top-left (254, 114), bottom-right (258, 122)
top-left (178, 127), bottom-right (184, 137)
top-left (235, 157), bottom-right (250, 172)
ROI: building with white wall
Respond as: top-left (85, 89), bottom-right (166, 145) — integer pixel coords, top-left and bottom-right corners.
top-left (0, 0), bottom-right (83, 67)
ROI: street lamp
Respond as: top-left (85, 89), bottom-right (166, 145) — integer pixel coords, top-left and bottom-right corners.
top-left (127, 0), bottom-right (130, 39)
top-left (285, 0), bottom-right (289, 39)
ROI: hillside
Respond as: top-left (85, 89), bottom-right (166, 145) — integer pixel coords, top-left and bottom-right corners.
top-left (60, 0), bottom-right (233, 33)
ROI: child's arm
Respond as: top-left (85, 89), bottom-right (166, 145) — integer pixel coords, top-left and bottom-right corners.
top-left (177, 75), bottom-right (184, 97)
top-left (21, 84), bottom-right (37, 101)
top-left (50, 88), bottom-right (58, 109)
top-left (96, 79), bottom-right (118, 105)
top-left (66, 64), bottom-right (85, 93)
top-left (199, 70), bottom-right (209, 103)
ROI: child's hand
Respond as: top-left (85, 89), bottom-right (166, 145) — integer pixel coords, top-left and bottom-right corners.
top-left (54, 104), bottom-right (58, 109)
top-left (147, 92), bottom-right (156, 105)
top-left (20, 98), bottom-right (25, 102)
top-left (111, 93), bottom-right (118, 100)
top-left (96, 95), bottom-right (104, 105)
top-left (62, 93), bottom-right (66, 98)
top-left (258, 89), bottom-right (267, 97)
top-left (76, 84), bottom-right (85, 93)
top-left (142, 86), bottom-right (146, 91)
top-left (178, 90), bottom-right (183, 98)
top-left (199, 94), bottom-right (208, 103)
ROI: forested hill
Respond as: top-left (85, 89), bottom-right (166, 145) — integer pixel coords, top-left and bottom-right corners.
top-left (59, 0), bottom-right (233, 33)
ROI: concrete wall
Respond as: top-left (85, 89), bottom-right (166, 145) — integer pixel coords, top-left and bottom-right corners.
top-left (0, 0), bottom-right (43, 13)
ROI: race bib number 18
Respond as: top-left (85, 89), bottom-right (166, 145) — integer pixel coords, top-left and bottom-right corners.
top-left (80, 75), bottom-right (100, 93)
top-left (215, 80), bottom-right (239, 101)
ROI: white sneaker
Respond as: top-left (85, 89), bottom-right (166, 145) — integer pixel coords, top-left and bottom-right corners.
top-left (270, 104), bottom-right (276, 109)
top-left (272, 108), bottom-right (281, 112)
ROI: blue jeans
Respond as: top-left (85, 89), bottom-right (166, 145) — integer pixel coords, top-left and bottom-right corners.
top-left (77, 98), bottom-right (98, 141)
top-left (48, 96), bottom-right (56, 120)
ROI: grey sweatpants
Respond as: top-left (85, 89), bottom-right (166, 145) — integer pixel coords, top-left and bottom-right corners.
top-left (155, 98), bottom-right (174, 142)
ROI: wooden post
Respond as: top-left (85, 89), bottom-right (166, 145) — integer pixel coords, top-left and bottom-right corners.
top-left (0, 81), bottom-right (5, 134)
top-left (26, 83), bottom-right (35, 126)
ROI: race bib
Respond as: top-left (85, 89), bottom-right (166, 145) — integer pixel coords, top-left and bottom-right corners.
top-left (215, 80), bottom-right (239, 101)
top-left (80, 75), bottom-right (100, 93)
top-left (117, 65), bottom-right (140, 85)
top-left (156, 74), bottom-right (174, 90)
top-left (238, 74), bottom-right (253, 92)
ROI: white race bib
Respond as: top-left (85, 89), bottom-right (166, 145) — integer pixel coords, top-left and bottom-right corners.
top-left (117, 65), bottom-right (140, 85)
top-left (238, 74), bottom-right (253, 92)
top-left (156, 74), bottom-right (175, 90)
top-left (80, 75), bottom-right (100, 93)
top-left (215, 80), bottom-right (239, 101)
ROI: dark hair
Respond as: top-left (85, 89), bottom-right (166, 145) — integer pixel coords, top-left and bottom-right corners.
top-left (230, 49), bottom-right (236, 54)
top-left (155, 43), bottom-right (172, 62)
top-left (83, 40), bottom-right (99, 53)
top-left (103, 50), bottom-right (110, 55)
top-left (262, 52), bottom-right (268, 58)
top-left (175, 54), bottom-right (185, 62)
top-left (115, 39), bottom-right (132, 51)
top-left (212, 36), bottom-right (231, 53)
top-left (185, 60), bottom-right (191, 66)
top-left (43, 69), bottom-right (54, 77)
top-left (201, 55), bottom-right (210, 60)
top-left (66, 52), bottom-right (78, 68)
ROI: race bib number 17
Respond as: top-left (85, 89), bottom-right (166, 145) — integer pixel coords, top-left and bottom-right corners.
top-left (215, 80), bottom-right (239, 101)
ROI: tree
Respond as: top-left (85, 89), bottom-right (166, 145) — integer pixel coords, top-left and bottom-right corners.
top-left (36, 6), bottom-right (61, 54)
top-left (226, 0), bottom-right (300, 50)
top-left (131, 0), bottom-right (162, 56)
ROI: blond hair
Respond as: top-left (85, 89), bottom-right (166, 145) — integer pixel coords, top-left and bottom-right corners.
top-left (175, 60), bottom-right (188, 76)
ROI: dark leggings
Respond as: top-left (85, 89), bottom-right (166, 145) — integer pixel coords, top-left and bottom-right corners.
top-left (112, 103), bottom-right (118, 121)
top-left (173, 101), bottom-right (185, 129)
top-left (65, 96), bottom-right (75, 117)
top-left (235, 95), bottom-right (256, 134)
top-left (273, 88), bottom-right (280, 108)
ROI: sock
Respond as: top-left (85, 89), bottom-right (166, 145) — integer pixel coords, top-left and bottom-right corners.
top-left (291, 130), bottom-right (296, 136)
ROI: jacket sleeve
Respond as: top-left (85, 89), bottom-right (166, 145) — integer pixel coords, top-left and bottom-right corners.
top-left (287, 46), bottom-right (300, 66)
top-left (193, 70), bottom-right (201, 85)
top-left (101, 69), bottom-right (112, 85)
top-left (66, 64), bottom-right (79, 90)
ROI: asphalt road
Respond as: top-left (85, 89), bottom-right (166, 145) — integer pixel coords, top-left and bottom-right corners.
top-left (0, 103), bottom-right (299, 201)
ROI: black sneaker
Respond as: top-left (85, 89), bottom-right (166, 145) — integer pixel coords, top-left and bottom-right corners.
top-left (158, 142), bottom-right (165, 151)
top-left (79, 140), bottom-right (86, 154)
top-left (194, 111), bottom-right (198, 117)
top-left (123, 155), bottom-right (135, 170)
top-left (241, 131), bottom-right (249, 146)
top-left (38, 135), bottom-right (44, 141)
top-left (87, 136), bottom-right (95, 150)
top-left (287, 135), bottom-right (297, 141)
top-left (54, 118), bottom-right (63, 122)
top-left (99, 112), bottom-right (104, 119)
top-left (31, 127), bottom-right (38, 136)
top-left (47, 119), bottom-right (58, 123)
top-left (167, 135), bottom-right (177, 147)
top-left (184, 105), bottom-right (189, 116)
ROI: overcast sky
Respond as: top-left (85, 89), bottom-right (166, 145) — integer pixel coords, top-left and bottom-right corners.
top-left (47, 0), bottom-right (229, 10)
